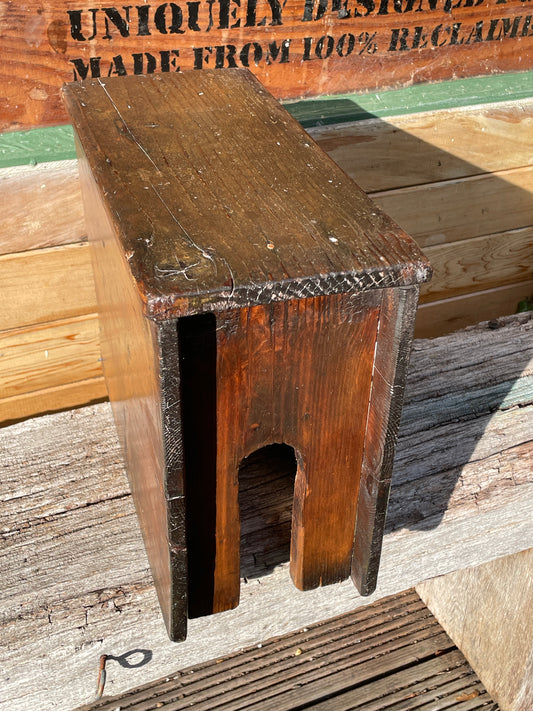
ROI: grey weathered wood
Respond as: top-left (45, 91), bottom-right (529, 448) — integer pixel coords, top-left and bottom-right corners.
top-left (417, 549), bottom-right (533, 711)
top-left (0, 314), bottom-right (531, 711)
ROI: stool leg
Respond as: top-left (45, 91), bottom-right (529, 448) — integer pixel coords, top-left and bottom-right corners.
top-left (351, 286), bottom-right (419, 595)
top-left (211, 291), bottom-right (386, 611)
top-left (84, 160), bottom-right (188, 641)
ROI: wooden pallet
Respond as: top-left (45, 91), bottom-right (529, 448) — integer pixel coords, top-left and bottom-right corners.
top-left (74, 590), bottom-right (498, 711)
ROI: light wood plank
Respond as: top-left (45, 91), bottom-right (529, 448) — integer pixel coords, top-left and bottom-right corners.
top-left (0, 314), bottom-right (102, 399)
top-left (415, 281), bottom-right (533, 338)
top-left (0, 376), bottom-right (107, 424)
top-left (0, 160), bottom-right (85, 256)
top-left (0, 242), bottom-right (97, 331)
top-left (0, 315), bottom-right (531, 711)
top-left (420, 227), bottom-right (533, 303)
top-left (311, 100), bottom-right (533, 192)
top-left (372, 166), bottom-right (533, 247)
top-left (417, 549), bottom-right (533, 711)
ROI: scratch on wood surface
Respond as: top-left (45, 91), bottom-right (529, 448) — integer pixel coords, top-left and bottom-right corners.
top-left (96, 79), bottom-right (161, 176)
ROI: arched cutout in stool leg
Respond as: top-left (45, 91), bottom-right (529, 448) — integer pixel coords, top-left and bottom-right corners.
top-left (239, 443), bottom-right (297, 580)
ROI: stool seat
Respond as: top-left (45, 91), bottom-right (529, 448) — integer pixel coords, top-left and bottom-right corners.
top-left (64, 69), bottom-right (431, 642)
top-left (65, 70), bottom-right (429, 318)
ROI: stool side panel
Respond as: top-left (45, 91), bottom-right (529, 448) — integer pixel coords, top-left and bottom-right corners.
top-left (63, 71), bottom-right (431, 320)
top-left (352, 285), bottom-right (420, 595)
top-left (77, 147), bottom-right (187, 641)
top-left (203, 293), bottom-right (384, 613)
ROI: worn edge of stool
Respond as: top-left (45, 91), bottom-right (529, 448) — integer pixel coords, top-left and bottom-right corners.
top-left (352, 285), bottom-right (420, 595)
top-left (74, 146), bottom-right (188, 641)
top-left (62, 69), bottom-right (431, 321)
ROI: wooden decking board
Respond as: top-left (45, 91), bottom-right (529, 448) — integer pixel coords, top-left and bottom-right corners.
top-left (74, 592), bottom-right (426, 711)
top-left (102, 601), bottom-right (439, 710)
top-left (71, 592), bottom-right (494, 711)
top-left (189, 630), bottom-right (449, 711)
top-left (310, 651), bottom-right (475, 710)
top-left (242, 632), bottom-right (455, 711)
top-left (183, 592), bottom-right (427, 690)
top-left (167, 591), bottom-right (428, 689)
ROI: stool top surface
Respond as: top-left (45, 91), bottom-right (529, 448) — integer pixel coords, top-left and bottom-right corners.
top-left (64, 70), bottom-right (431, 320)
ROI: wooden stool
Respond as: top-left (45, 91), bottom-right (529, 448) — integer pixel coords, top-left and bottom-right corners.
top-left (64, 69), bottom-right (431, 642)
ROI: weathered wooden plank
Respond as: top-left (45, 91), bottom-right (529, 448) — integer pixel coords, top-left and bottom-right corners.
top-left (417, 549), bottom-right (533, 711)
top-left (415, 281), bottom-right (533, 339)
top-left (0, 315), bottom-right (530, 711)
top-left (403, 312), bottom-right (533, 414)
top-left (0, 314), bottom-right (101, 399)
top-left (372, 166), bottom-right (533, 248)
top-left (0, 160), bottom-right (85, 256)
top-left (311, 100), bottom-right (533, 192)
top-left (419, 227), bottom-right (533, 303)
top-left (3, 0), bottom-right (533, 131)
top-left (0, 242), bottom-right (95, 331)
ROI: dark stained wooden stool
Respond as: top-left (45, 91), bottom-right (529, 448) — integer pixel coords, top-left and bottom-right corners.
top-left (64, 69), bottom-right (431, 642)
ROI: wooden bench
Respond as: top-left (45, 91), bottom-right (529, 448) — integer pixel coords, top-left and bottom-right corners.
top-left (63, 69), bottom-right (430, 640)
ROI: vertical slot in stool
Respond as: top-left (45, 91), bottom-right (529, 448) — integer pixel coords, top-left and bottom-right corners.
top-left (64, 69), bottom-right (431, 642)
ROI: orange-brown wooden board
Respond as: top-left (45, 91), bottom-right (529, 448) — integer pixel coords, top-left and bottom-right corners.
top-left (1, 0), bottom-right (532, 130)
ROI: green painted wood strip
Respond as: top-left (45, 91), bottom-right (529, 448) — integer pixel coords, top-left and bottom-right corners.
top-left (0, 125), bottom-right (76, 169)
top-left (287, 70), bottom-right (533, 127)
top-left (1, 72), bottom-right (532, 169)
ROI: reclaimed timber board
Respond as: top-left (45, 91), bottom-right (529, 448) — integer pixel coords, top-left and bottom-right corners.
top-left (419, 227), bottom-right (533, 303)
top-left (371, 165), bottom-right (533, 247)
top-left (310, 100), bottom-right (533, 192)
top-left (0, 314), bottom-right (531, 710)
top-left (2, 73), bottom-right (533, 162)
top-left (72, 590), bottom-right (497, 711)
top-left (0, 314), bottom-right (101, 400)
top-left (0, 376), bottom-right (107, 424)
top-left (0, 160), bottom-right (85, 255)
top-left (2, 0), bottom-right (533, 131)
top-left (287, 72), bottom-right (533, 128)
top-left (0, 242), bottom-right (95, 331)
top-left (0, 228), bottom-right (533, 421)
top-left (415, 280), bottom-right (533, 338)
top-left (417, 549), bottom-right (533, 711)
top-left (1, 88), bottom-right (532, 170)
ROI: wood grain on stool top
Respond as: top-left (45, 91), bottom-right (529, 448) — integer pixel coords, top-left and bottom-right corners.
top-left (63, 69), bottom-right (430, 319)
